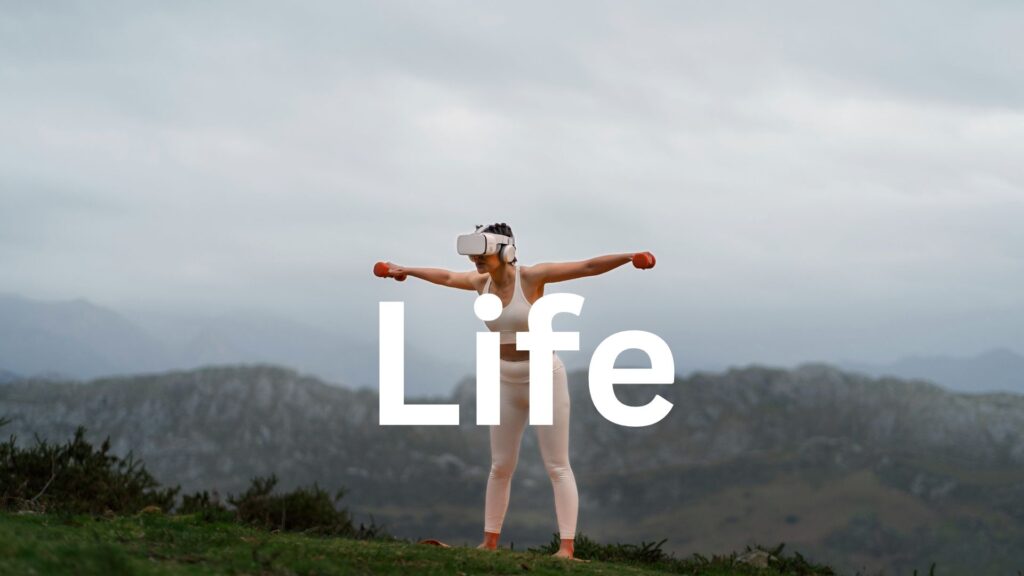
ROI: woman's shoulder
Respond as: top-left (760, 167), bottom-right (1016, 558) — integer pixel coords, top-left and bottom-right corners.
top-left (518, 263), bottom-right (539, 282)
top-left (473, 271), bottom-right (490, 294)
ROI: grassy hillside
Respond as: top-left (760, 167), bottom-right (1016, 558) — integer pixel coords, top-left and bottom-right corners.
top-left (5, 363), bottom-right (1022, 574)
top-left (0, 512), bottom-right (837, 576)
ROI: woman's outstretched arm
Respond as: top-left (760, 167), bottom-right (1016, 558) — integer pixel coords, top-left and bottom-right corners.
top-left (586, 253), bottom-right (636, 276)
top-left (531, 253), bottom-right (637, 285)
top-left (381, 262), bottom-right (480, 290)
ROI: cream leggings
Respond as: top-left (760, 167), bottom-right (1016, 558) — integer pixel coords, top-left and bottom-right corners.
top-left (484, 353), bottom-right (578, 539)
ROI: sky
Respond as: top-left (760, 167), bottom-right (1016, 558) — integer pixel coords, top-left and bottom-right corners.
top-left (1, 0), bottom-right (1022, 376)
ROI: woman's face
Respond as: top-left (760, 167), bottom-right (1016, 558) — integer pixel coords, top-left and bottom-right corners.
top-left (470, 253), bottom-right (500, 273)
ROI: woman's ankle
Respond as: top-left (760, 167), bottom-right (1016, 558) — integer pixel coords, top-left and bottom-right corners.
top-left (481, 530), bottom-right (500, 548)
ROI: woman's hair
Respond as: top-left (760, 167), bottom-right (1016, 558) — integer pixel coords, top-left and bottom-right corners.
top-left (477, 222), bottom-right (517, 264)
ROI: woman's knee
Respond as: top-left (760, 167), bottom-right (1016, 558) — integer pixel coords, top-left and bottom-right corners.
top-left (489, 456), bottom-right (518, 479)
top-left (543, 459), bottom-right (574, 482)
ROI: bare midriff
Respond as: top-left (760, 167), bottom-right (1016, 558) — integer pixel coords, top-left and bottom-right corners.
top-left (500, 343), bottom-right (530, 362)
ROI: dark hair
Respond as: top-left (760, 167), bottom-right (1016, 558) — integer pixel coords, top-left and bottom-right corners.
top-left (476, 222), bottom-right (517, 264)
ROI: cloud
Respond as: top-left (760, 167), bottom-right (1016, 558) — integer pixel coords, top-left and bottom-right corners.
top-left (0, 1), bottom-right (1021, 370)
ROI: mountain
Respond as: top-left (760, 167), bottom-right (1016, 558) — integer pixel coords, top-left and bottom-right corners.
top-left (124, 307), bottom-right (406, 389)
top-left (0, 293), bottom-right (464, 392)
top-left (1, 362), bottom-right (1022, 575)
top-left (837, 347), bottom-right (1024, 395)
top-left (0, 293), bottom-right (168, 378)
top-left (0, 369), bottom-right (21, 384)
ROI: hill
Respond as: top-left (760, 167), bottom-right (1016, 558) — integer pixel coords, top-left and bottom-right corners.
top-left (838, 347), bottom-right (1024, 394)
top-left (1, 363), bottom-right (1022, 575)
top-left (0, 512), bottom-right (702, 576)
top-left (0, 293), bottom-right (461, 391)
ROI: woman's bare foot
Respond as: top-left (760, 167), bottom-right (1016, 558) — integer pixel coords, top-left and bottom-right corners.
top-left (552, 538), bottom-right (577, 560)
top-left (477, 530), bottom-right (500, 550)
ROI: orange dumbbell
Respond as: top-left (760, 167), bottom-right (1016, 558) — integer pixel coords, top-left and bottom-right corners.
top-left (632, 251), bottom-right (655, 269)
top-left (373, 261), bottom-right (406, 281)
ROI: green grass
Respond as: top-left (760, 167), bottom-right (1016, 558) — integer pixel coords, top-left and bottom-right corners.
top-left (0, 512), bottom-right (835, 575)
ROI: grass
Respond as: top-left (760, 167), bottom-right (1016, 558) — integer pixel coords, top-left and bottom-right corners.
top-left (0, 511), bottom-right (837, 575)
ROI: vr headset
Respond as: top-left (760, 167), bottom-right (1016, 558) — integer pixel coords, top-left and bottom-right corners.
top-left (456, 226), bottom-right (517, 263)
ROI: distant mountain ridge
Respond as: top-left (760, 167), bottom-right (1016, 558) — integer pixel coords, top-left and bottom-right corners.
top-left (1, 362), bottom-right (1022, 575)
top-left (0, 293), bottom-right (166, 378)
top-left (5, 292), bottom-right (1021, 398)
top-left (0, 293), bottom-right (460, 392)
top-left (837, 347), bottom-right (1024, 394)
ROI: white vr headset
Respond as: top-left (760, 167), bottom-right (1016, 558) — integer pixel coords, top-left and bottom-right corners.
top-left (456, 226), bottom-right (517, 263)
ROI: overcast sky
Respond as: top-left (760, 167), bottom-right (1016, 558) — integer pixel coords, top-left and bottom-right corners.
top-left (1, 1), bottom-right (1022, 375)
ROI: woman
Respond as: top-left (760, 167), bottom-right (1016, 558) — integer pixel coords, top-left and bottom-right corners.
top-left (381, 222), bottom-right (653, 560)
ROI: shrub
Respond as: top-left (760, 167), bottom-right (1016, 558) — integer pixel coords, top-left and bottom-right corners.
top-left (529, 531), bottom-right (668, 563)
top-left (225, 474), bottom-right (356, 536)
top-left (178, 489), bottom-right (234, 523)
top-left (529, 534), bottom-right (837, 574)
top-left (0, 419), bottom-right (393, 541)
top-left (181, 477), bottom-right (395, 540)
top-left (0, 424), bottom-right (179, 514)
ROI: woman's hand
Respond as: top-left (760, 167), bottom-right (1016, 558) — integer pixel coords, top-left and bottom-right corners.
top-left (374, 261), bottom-right (408, 281)
top-left (385, 262), bottom-right (408, 280)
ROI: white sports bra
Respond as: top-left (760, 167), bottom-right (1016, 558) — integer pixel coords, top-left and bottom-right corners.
top-left (479, 266), bottom-right (531, 345)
